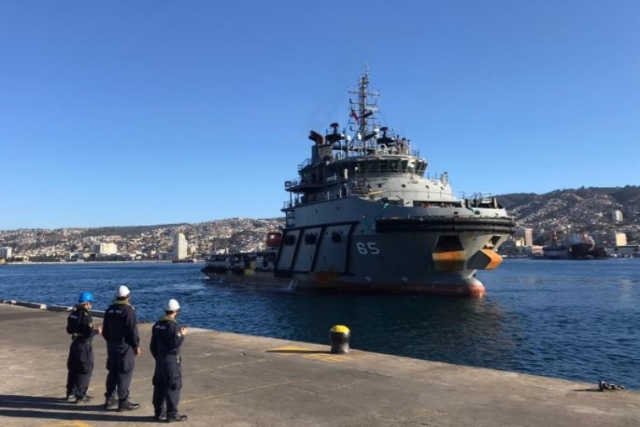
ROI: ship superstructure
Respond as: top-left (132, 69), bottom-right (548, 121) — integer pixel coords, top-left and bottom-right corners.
top-left (272, 70), bottom-right (515, 296)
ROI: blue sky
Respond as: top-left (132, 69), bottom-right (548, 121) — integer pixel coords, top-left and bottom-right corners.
top-left (1, 1), bottom-right (638, 230)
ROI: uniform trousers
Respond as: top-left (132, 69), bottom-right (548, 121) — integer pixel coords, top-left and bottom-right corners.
top-left (152, 354), bottom-right (183, 417)
top-left (66, 341), bottom-right (94, 397)
top-left (105, 345), bottom-right (135, 401)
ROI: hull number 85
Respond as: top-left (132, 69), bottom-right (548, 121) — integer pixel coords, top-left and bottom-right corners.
top-left (356, 242), bottom-right (380, 255)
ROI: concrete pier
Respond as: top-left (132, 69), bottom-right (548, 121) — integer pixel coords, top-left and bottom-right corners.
top-left (1, 302), bottom-right (638, 426)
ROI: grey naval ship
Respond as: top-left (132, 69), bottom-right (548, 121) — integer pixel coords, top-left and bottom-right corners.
top-left (202, 71), bottom-right (515, 297)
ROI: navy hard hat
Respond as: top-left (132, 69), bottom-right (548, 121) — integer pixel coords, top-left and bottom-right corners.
top-left (78, 291), bottom-right (95, 303)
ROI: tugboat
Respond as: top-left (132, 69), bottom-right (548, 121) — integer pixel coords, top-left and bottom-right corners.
top-left (202, 232), bottom-right (281, 280)
top-left (202, 70), bottom-right (515, 297)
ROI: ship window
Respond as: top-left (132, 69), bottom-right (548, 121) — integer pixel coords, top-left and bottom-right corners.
top-left (434, 236), bottom-right (464, 252)
top-left (415, 162), bottom-right (424, 175)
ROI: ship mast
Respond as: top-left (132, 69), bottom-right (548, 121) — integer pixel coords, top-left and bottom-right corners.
top-left (356, 72), bottom-right (369, 136)
top-left (349, 67), bottom-right (379, 150)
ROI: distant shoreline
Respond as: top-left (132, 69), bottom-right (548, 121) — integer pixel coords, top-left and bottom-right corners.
top-left (0, 260), bottom-right (199, 266)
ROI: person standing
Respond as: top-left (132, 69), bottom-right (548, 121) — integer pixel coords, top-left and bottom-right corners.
top-left (65, 291), bottom-right (101, 404)
top-left (150, 299), bottom-right (188, 423)
top-left (102, 285), bottom-right (141, 411)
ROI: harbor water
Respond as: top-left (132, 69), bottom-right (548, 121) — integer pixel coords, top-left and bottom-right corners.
top-left (1, 258), bottom-right (638, 390)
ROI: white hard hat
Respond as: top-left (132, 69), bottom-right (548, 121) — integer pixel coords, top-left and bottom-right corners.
top-left (115, 285), bottom-right (131, 298)
top-left (165, 299), bottom-right (180, 312)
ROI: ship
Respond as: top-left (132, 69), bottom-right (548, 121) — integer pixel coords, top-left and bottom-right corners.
top-left (569, 232), bottom-right (607, 260)
top-left (202, 70), bottom-right (516, 297)
top-left (542, 245), bottom-right (569, 260)
top-left (539, 231), bottom-right (607, 260)
top-left (201, 232), bottom-right (286, 287)
top-left (542, 231), bottom-right (569, 259)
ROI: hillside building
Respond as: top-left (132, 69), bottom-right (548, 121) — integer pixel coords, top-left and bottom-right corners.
top-left (0, 246), bottom-right (12, 259)
top-left (612, 209), bottom-right (624, 223)
top-left (94, 243), bottom-right (117, 255)
top-left (613, 232), bottom-right (627, 247)
top-left (173, 233), bottom-right (188, 260)
top-left (524, 228), bottom-right (533, 247)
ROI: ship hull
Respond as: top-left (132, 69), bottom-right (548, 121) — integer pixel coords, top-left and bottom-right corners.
top-left (569, 243), bottom-right (607, 260)
top-left (201, 269), bottom-right (486, 297)
top-left (542, 245), bottom-right (569, 260)
top-left (203, 198), bottom-right (513, 297)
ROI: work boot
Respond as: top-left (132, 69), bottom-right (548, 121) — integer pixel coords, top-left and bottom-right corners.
top-left (166, 413), bottom-right (187, 423)
top-left (75, 395), bottom-right (94, 404)
top-left (118, 399), bottom-right (141, 411)
top-left (103, 396), bottom-right (118, 410)
top-left (153, 404), bottom-right (167, 421)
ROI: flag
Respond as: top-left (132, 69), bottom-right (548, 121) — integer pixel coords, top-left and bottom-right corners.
top-left (350, 109), bottom-right (359, 123)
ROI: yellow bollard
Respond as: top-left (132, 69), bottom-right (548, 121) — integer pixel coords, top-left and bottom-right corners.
top-left (329, 325), bottom-right (350, 354)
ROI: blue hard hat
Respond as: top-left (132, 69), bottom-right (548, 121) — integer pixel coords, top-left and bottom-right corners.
top-left (78, 291), bottom-right (95, 303)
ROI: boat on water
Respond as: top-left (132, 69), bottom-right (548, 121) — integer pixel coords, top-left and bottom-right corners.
top-left (542, 245), bottom-right (569, 260)
top-left (569, 243), bottom-right (607, 260)
top-left (202, 70), bottom-right (516, 297)
top-left (569, 233), bottom-right (607, 260)
top-left (202, 232), bottom-right (285, 286)
top-left (539, 231), bottom-right (607, 260)
top-left (542, 231), bottom-right (569, 259)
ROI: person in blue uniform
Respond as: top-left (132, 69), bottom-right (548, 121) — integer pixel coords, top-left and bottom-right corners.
top-left (102, 285), bottom-right (141, 411)
top-left (150, 298), bottom-right (188, 423)
top-left (65, 291), bottom-right (101, 404)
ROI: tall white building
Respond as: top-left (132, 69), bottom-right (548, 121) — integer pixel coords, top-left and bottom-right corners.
top-left (94, 243), bottom-right (117, 254)
top-left (0, 246), bottom-right (12, 259)
top-left (524, 228), bottom-right (533, 247)
top-left (173, 233), bottom-right (188, 260)
top-left (612, 210), bottom-right (623, 223)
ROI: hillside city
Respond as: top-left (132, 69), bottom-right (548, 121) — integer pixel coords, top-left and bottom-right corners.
top-left (0, 218), bottom-right (284, 263)
top-left (1, 186), bottom-right (639, 263)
